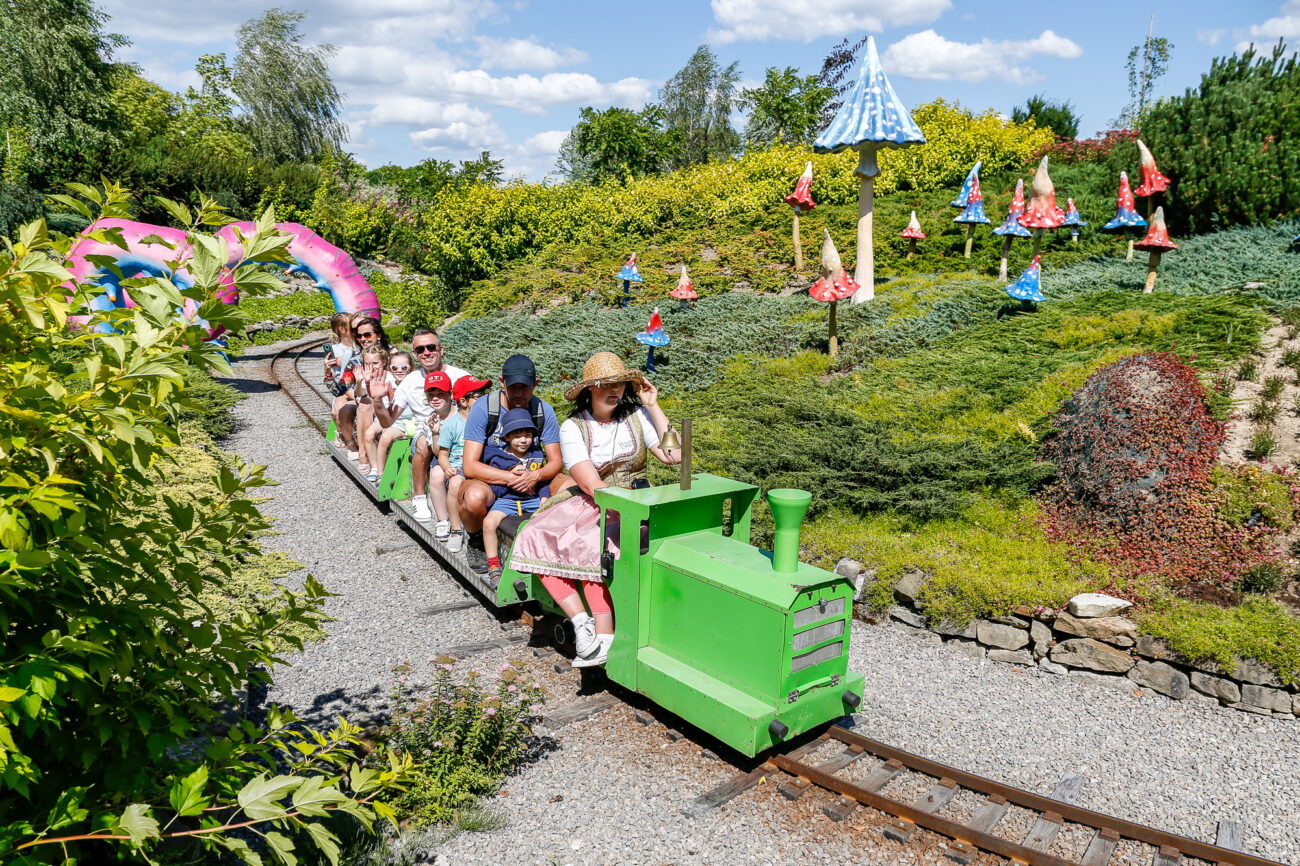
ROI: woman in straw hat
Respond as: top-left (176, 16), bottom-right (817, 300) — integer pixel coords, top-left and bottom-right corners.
top-left (510, 352), bottom-right (680, 667)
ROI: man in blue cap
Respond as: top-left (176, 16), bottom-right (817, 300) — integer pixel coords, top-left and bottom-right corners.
top-left (459, 354), bottom-right (564, 573)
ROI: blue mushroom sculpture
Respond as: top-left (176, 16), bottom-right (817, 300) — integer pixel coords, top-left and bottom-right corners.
top-left (1007, 254), bottom-right (1045, 309)
top-left (636, 307), bottom-right (669, 371)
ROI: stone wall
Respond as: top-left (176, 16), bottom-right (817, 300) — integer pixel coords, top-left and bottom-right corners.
top-left (842, 562), bottom-right (1298, 720)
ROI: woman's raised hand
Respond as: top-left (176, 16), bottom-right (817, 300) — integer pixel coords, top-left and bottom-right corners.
top-left (639, 376), bottom-right (660, 407)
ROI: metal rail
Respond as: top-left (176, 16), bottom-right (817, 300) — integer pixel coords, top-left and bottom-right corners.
top-left (268, 336), bottom-right (330, 435)
top-left (770, 726), bottom-right (1284, 866)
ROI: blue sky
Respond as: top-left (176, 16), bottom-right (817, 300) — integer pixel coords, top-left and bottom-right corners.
top-left (99, 0), bottom-right (1298, 180)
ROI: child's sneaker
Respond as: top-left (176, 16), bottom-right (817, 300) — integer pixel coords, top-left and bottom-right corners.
top-left (365, 469), bottom-right (380, 483)
top-left (572, 613), bottom-right (598, 659)
top-left (487, 565), bottom-right (503, 583)
top-left (434, 520), bottom-right (451, 542)
top-left (412, 495), bottom-right (432, 522)
top-left (573, 634), bottom-right (612, 668)
top-left (446, 531), bottom-right (464, 554)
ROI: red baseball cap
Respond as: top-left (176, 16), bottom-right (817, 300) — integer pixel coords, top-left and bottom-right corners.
top-left (424, 371), bottom-right (452, 393)
top-left (452, 375), bottom-right (491, 401)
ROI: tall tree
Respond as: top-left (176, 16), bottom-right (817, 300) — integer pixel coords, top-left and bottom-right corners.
top-left (741, 66), bottom-right (834, 146)
top-left (1117, 19), bottom-right (1173, 129)
top-left (1011, 93), bottom-right (1080, 139)
top-left (814, 35), bottom-right (869, 134)
top-left (232, 7), bottom-right (346, 162)
top-left (658, 44), bottom-right (741, 169)
top-left (557, 105), bottom-right (680, 182)
top-left (0, 0), bottom-right (127, 178)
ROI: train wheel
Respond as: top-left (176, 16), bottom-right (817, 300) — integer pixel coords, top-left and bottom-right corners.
top-left (553, 619), bottom-right (574, 648)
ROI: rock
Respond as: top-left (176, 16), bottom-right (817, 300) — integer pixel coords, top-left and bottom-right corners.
top-left (1184, 689), bottom-right (1219, 707)
top-left (1295, 693), bottom-right (1300, 716)
top-left (989, 614), bottom-right (1030, 628)
top-left (1067, 593), bottom-right (1132, 618)
top-left (1127, 661), bottom-right (1190, 699)
top-left (935, 619), bottom-right (978, 639)
top-left (1233, 658), bottom-right (1283, 687)
top-left (1051, 638), bottom-right (1135, 674)
top-left (890, 606), bottom-right (927, 629)
top-left (1068, 670), bottom-right (1133, 691)
top-left (1052, 612), bottom-right (1137, 647)
top-left (1190, 672), bottom-right (1241, 704)
top-left (946, 638), bottom-right (986, 660)
top-left (1030, 620), bottom-right (1052, 659)
top-left (989, 649), bottom-right (1034, 666)
top-left (835, 558), bottom-right (863, 582)
top-left (893, 569), bottom-right (927, 604)
top-left (976, 621), bottom-right (1030, 651)
top-left (1038, 658), bottom-right (1067, 675)
top-left (1241, 684), bottom-right (1292, 714)
top-left (1135, 635), bottom-right (1176, 660)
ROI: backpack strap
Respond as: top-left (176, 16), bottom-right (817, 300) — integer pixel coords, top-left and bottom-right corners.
top-left (484, 391), bottom-right (502, 439)
top-left (529, 396), bottom-right (546, 439)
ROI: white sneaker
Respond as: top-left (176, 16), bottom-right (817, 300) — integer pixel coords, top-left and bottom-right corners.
top-left (572, 613), bottom-right (598, 659)
top-left (573, 634), bottom-right (613, 668)
top-left (446, 531), bottom-right (464, 554)
top-left (412, 496), bottom-right (432, 522)
top-left (434, 520), bottom-right (451, 541)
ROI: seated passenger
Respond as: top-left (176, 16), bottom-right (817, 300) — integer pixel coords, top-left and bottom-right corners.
top-left (481, 408), bottom-right (551, 581)
top-left (355, 348), bottom-right (406, 482)
top-left (459, 355), bottom-right (565, 574)
top-left (435, 375), bottom-right (492, 552)
top-left (412, 371), bottom-right (454, 521)
top-left (335, 316), bottom-right (390, 460)
top-left (509, 353), bottom-right (679, 667)
top-left (371, 329), bottom-right (467, 518)
top-left (359, 349), bottom-right (414, 481)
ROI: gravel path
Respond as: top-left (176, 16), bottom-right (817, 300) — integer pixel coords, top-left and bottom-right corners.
top-left (219, 337), bottom-right (1298, 866)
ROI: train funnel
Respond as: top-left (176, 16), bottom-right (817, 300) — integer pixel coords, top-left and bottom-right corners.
top-left (768, 488), bottom-right (812, 573)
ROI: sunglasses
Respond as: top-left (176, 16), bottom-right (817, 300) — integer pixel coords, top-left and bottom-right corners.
top-left (357, 331), bottom-right (377, 338)
top-left (413, 344), bottom-right (441, 354)
top-left (390, 365), bottom-right (410, 373)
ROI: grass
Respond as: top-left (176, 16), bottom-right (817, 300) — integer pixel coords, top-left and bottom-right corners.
top-left (1136, 596), bottom-right (1300, 684)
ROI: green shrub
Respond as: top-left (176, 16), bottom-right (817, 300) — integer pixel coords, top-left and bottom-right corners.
top-left (380, 659), bottom-right (542, 828)
top-left (1212, 464), bottom-right (1297, 530)
top-left (1262, 374), bottom-right (1288, 401)
top-left (1240, 561), bottom-right (1286, 594)
top-left (1238, 358), bottom-right (1260, 381)
top-left (1142, 42), bottom-right (1300, 233)
top-left (1137, 596), bottom-right (1300, 683)
top-left (1250, 398), bottom-right (1280, 424)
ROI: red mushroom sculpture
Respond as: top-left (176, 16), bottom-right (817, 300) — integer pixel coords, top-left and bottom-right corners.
top-left (900, 211), bottom-right (925, 260)
top-left (1134, 139), bottom-right (1170, 219)
top-left (1018, 155), bottom-right (1066, 259)
top-left (809, 229), bottom-right (859, 357)
top-left (784, 161), bottom-right (817, 271)
top-left (1133, 206), bottom-right (1177, 293)
top-left (670, 264), bottom-right (697, 309)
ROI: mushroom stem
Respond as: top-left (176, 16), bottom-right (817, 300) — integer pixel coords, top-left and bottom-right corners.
top-left (793, 212), bottom-right (803, 271)
top-left (1144, 251), bottom-right (1161, 293)
top-left (1031, 228), bottom-right (1044, 259)
top-left (828, 300), bottom-right (839, 357)
top-left (853, 173), bottom-right (875, 302)
top-left (622, 278), bottom-right (630, 308)
top-left (1126, 239), bottom-right (1135, 261)
top-left (1071, 229), bottom-right (1079, 246)
top-left (999, 236), bottom-right (1012, 282)
top-left (647, 345), bottom-right (657, 372)
top-left (907, 238), bottom-right (916, 260)
top-left (964, 224), bottom-right (975, 259)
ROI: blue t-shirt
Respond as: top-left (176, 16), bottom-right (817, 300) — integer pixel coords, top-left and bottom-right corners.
top-left (437, 412), bottom-right (467, 468)
top-left (463, 393), bottom-right (561, 451)
top-left (484, 441), bottom-right (550, 501)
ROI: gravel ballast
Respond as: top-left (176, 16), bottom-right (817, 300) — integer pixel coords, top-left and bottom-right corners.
top-left (218, 337), bottom-right (1299, 865)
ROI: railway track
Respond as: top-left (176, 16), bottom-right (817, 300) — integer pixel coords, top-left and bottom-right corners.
top-left (266, 334), bottom-right (1287, 866)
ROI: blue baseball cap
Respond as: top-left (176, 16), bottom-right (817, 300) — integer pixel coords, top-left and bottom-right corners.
top-left (498, 408), bottom-right (538, 437)
top-left (501, 354), bottom-right (537, 386)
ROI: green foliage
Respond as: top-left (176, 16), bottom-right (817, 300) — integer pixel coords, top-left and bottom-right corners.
top-left (1137, 596), bottom-right (1300, 684)
top-left (1240, 561), bottom-right (1286, 594)
top-left (658, 44), bottom-right (741, 169)
top-left (1142, 41), bottom-right (1300, 232)
top-left (366, 155), bottom-right (503, 205)
top-left (1121, 34), bottom-right (1173, 128)
top-left (741, 66), bottom-right (834, 146)
top-left (1249, 427), bottom-right (1279, 462)
top-left (0, 188), bottom-right (405, 862)
top-left (1011, 93), bottom-right (1080, 140)
top-left (1212, 464), bottom-right (1297, 530)
top-left (233, 8), bottom-right (346, 163)
top-left (802, 497), bottom-right (1106, 625)
top-left (0, 180), bottom-right (41, 240)
top-left (380, 659), bottom-right (542, 828)
top-left (176, 363), bottom-right (246, 439)
top-left (558, 105), bottom-right (681, 183)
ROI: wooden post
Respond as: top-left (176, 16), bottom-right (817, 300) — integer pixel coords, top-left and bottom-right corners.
top-left (963, 224), bottom-right (975, 259)
top-left (1144, 252), bottom-right (1161, 293)
top-left (828, 300), bottom-right (839, 357)
top-left (1031, 228), bottom-right (1043, 259)
top-left (906, 238), bottom-right (916, 260)
top-left (999, 236), bottom-right (1012, 282)
top-left (680, 418), bottom-right (692, 491)
top-left (793, 212), bottom-right (803, 271)
top-left (852, 172), bottom-right (875, 302)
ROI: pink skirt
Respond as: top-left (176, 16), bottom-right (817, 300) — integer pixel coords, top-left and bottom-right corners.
top-left (510, 493), bottom-right (612, 583)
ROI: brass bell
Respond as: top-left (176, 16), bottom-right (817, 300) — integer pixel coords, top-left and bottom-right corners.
top-left (660, 427), bottom-right (682, 451)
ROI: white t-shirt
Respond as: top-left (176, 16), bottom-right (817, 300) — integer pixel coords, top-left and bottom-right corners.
top-left (391, 362), bottom-right (469, 423)
top-left (560, 408), bottom-right (660, 472)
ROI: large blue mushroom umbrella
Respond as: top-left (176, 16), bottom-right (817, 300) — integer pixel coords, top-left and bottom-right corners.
top-left (1007, 254), bottom-right (1045, 311)
top-left (616, 253), bottom-right (643, 308)
top-left (814, 36), bottom-right (925, 303)
top-left (635, 307), bottom-right (670, 372)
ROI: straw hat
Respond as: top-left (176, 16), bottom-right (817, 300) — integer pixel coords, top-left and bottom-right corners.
top-left (564, 352), bottom-right (644, 401)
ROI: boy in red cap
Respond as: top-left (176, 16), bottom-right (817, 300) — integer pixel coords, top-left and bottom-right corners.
top-left (433, 375), bottom-right (491, 550)
top-left (410, 371), bottom-right (454, 522)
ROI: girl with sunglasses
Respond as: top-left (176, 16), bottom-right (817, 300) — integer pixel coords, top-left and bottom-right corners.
top-left (361, 350), bottom-right (415, 483)
top-left (336, 316), bottom-right (391, 460)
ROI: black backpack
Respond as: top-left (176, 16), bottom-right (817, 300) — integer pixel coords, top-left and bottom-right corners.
top-left (483, 391), bottom-right (547, 442)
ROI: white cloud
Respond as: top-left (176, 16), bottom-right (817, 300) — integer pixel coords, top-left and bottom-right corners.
top-left (443, 70), bottom-right (655, 112)
top-left (523, 129), bottom-right (570, 154)
top-left (710, 0), bottom-right (950, 43)
top-left (476, 37), bottom-right (588, 70)
top-left (1197, 28), bottom-right (1227, 46)
top-left (882, 29), bottom-right (1082, 84)
top-left (410, 119), bottom-right (507, 152)
top-left (362, 98), bottom-right (493, 129)
top-left (1236, 0), bottom-right (1300, 52)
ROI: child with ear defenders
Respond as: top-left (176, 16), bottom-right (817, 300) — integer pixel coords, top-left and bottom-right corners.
top-left (481, 408), bottom-right (550, 581)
